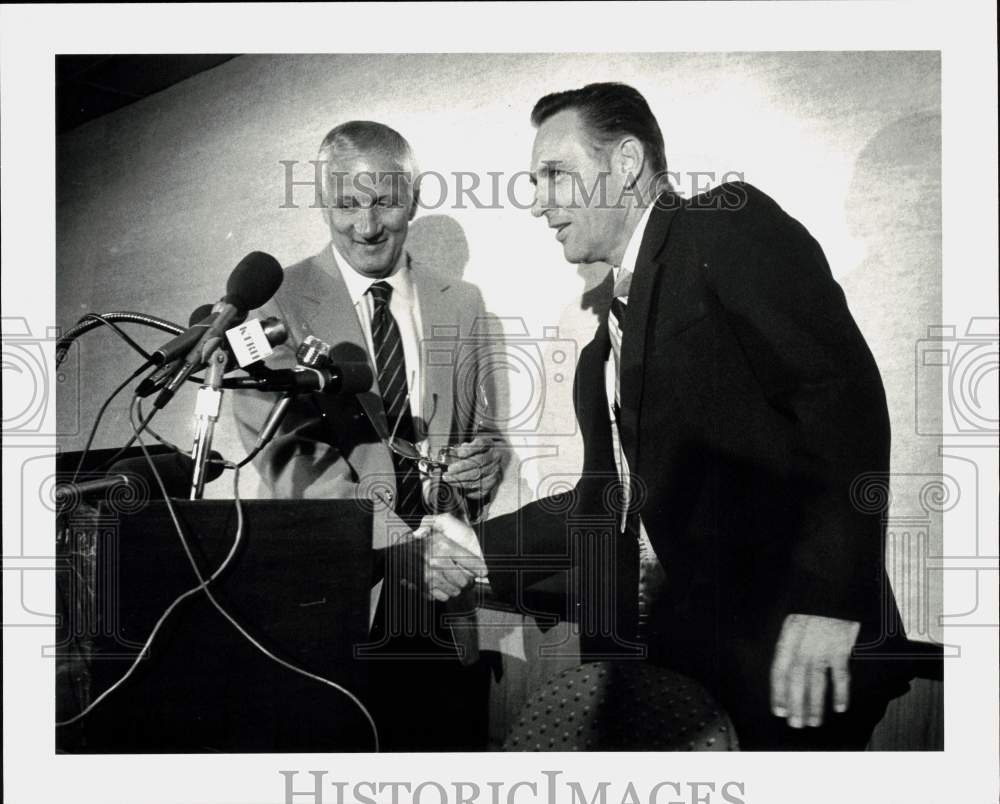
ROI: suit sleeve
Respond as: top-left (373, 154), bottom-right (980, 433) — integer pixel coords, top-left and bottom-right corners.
top-left (230, 295), bottom-right (339, 498)
top-left (231, 295), bottom-right (421, 560)
top-left (701, 184), bottom-right (890, 623)
top-left (479, 493), bottom-right (577, 609)
top-left (462, 286), bottom-right (511, 516)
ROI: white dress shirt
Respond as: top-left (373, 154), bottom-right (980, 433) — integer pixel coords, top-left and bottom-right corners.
top-left (330, 243), bottom-right (424, 427)
top-left (604, 204), bottom-right (667, 640)
top-left (605, 203), bottom-right (654, 527)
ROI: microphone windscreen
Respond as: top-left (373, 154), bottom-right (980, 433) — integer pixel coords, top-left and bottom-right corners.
top-left (338, 361), bottom-right (374, 394)
top-left (110, 450), bottom-right (225, 498)
top-left (188, 302), bottom-right (241, 371)
top-left (188, 303), bottom-right (215, 326)
top-left (226, 251), bottom-right (283, 311)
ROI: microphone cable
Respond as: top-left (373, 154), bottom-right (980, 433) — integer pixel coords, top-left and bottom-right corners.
top-left (55, 408), bottom-right (245, 730)
top-left (56, 312), bottom-right (164, 367)
top-left (134, 396), bottom-right (190, 458)
top-left (91, 401), bottom-right (157, 473)
top-left (235, 393), bottom-right (295, 469)
top-left (57, 396), bottom-right (380, 751)
top-left (56, 311), bottom-right (184, 367)
top-left (69, 362), bottom-right (152, 485)
top-left (57, 310), bottom-right (176, 476)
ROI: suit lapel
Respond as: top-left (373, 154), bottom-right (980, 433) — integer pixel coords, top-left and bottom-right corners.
top-left (413, 266), bottom-right (454, 457)
top-left (619, 195), bottom-right (681, 472)
top-left (293, 246), bottom-right (387, 436)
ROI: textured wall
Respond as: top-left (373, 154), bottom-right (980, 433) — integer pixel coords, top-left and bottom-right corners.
top-left (56, 53), bottom-right (942, 655)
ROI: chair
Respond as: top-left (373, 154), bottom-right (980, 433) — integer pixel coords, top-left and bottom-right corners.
top-left (502, 661), bottom-right (738, 751)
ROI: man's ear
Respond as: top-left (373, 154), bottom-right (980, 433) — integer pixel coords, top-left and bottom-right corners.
top-left (409, 186), bottom-right (420, 221)
top-left (617, 137), bottom-right (646, 190)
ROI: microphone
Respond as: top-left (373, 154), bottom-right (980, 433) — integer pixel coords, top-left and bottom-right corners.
top-left (224, 364), bottom-right (373, 394)
top-left (148, 303), bottom-right (216, 367)
top-left (154, 252), bottom-right (283, 409)
top-left (246, 336), bottom-right (327, 458)
top-left (54, 451), bottom-right (225, 508)
top-left (112, 451), bottom-right (226, 497)
top-left (136, 315), bottom-right (287, 398)
top-left (192, 251), bottom-right (284, 365)
top-left (54, 474), bottom-right (138, 505)
top-left (137, 304), bottom-right (214, 397)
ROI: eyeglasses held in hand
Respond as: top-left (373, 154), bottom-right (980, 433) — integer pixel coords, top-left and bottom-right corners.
top-left (385, 376), bottom-right (448, 474)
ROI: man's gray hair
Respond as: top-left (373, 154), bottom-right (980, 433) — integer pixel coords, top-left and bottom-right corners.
top-left (317, 120), bottom-right (421, 207)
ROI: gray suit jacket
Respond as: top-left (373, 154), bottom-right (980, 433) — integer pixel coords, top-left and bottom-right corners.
top-left (233, 244), bottom-right (498, 550)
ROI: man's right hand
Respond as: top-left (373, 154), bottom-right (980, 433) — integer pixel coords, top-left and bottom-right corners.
top-left (409, 513), bottom-right (487, 602)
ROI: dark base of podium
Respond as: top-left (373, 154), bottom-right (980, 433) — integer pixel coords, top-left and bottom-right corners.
top-left (56, 498), bottom-right (377, 753)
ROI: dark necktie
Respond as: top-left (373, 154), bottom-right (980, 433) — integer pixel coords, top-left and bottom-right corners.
top-left (368, 281), bottom-right (425, 525)
top-left (610, 296), bottom-right (628, 327)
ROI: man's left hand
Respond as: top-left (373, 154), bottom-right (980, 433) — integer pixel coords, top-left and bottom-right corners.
top-left (441, 435), bottom-right (502, 500)
top-left (770, 613), bottom-right (861, 728)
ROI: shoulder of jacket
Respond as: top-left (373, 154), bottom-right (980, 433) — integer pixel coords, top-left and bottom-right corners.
top-left (283, 251), bottom-right (326, 281)
top-left (679, 181), bottom-right (794, 241)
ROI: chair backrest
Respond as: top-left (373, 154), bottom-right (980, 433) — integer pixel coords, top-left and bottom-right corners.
top-left (502, 661), bottom-right (738, 751)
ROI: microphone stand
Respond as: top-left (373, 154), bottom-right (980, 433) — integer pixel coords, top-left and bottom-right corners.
top-left (189, 348), bottom-right (227, 499)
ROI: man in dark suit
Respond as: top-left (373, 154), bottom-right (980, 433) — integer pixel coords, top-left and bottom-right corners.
top-left (427, 83), bottom-right (911, 749)
top-left (234, 121), bottom-right (499, 750)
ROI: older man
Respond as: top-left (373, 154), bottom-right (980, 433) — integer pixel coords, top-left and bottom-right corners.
top-left (234, 121), bottom-right (499, 751)
top-left (428, 83), bottom-right (912, 750)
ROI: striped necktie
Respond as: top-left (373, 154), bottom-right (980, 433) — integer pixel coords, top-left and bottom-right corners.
top-left (369, 281), bottom-right (425, 525)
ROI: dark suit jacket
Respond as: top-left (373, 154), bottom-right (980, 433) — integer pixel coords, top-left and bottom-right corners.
top-left (482, 183), bottom-right (909, 699)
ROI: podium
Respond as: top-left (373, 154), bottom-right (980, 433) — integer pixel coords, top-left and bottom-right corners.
top-left (56, 498), bottom-right (377, 753)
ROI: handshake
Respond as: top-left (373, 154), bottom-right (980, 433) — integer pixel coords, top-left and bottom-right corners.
top-left (402, 513), bottom-right (488, 602)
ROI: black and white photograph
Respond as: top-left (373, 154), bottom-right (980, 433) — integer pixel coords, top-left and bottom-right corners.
top-left (2, 3), bottom-right (997, 804)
